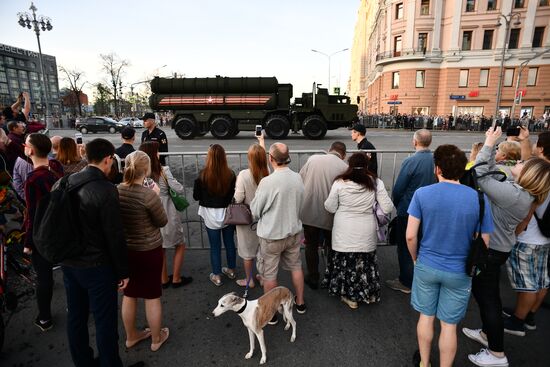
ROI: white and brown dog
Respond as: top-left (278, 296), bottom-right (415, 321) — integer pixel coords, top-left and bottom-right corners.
top-left (212, 286), bottom-right (297, 364)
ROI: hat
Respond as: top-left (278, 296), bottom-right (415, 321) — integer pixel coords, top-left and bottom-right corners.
top-left (350, 123), bottom-right (366, 135)
top-left (140, 112), bottom-right (155, 121)
top-left (121, 126), bottom-right (135, 139)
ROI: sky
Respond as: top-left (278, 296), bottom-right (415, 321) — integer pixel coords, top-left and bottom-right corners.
top-left (2, 0), bottom-right (359, 101)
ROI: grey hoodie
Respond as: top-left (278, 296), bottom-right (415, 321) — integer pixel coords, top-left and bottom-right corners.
top-left (475, 145), bottom-right (534, 253)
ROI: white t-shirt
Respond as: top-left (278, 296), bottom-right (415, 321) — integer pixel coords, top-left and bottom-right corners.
top-left (198, 205), bottom-right (226, 230)
top-left (518, 196), bottom-right (550, 245)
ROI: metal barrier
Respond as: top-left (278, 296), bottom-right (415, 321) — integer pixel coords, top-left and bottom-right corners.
top-left (162, 149), bottom-right (416, 249)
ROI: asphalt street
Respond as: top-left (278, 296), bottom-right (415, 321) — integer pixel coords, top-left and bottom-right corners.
top-left (1, 128), bottom-right (548, 366)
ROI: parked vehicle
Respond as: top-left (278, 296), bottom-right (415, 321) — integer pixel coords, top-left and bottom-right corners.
top-left (149, 76), bottom-right (358, 140)
top-left (75, 116), bottom-right (125, 134)
top-left (118, 117), bottom-right (144, 128)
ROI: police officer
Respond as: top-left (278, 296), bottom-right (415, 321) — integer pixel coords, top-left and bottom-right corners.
top-left (141, 112), bottom-right (168, 165)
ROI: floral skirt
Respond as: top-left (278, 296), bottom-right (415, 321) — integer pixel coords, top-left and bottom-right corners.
top-left (321, 250), bottom-right (380, 304)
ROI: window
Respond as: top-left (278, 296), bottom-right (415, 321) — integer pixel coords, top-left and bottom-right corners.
top-left (416, 70), bottom-right (425, 88)
top-left (462, 31), bottom-right (473, 50)
top-left (392, 72), bottom-right (400, 88)
top-left (483, 30), bottom-right (494, 49)
top-left (487, 0), bottom-right (497, 10)
top-left (514, 0), bottom-right (524, 8)
top-left (0, 71), bottom-right (6, 83)
top-left (18, 70), bottom-right (28, 80)
top-left (533, 27), bottom-right (545, 47)
top-left (17, 59), bottom-right (26, 67)
top-left (466, 0), bottom-right (476, 12)
top-left (396, 3), bottom-right (404, 19)
top-left (504, 68), bottom-right (514, 86)
top-left (479, 69), bottom-right (489, 87)
top-left (527, 68), bottom-right (538, 86)
top-left (0, 83), bottom-right (8, 95)
top-left (459, 69), bottom-right (469, 87)
top-left (20, 80), bottom-right (30, 90)
top-left (418, 33), bottom-right (428, 52)
top-left (6, 69), bottom-right (17, 78)
top-left (394, 35), bottom-right (402, 56)
top-left (9, 79), bottom-right (19, 90)
top-left (508, 29), bottom-right (520, 49)
top-left (420, 0), bottom-right (430, 15)
top-left (541, 0), bottom-right (550, 6)
top-left (4, 57), bottom-right (14, 66)
top-left (49, 84), bottom-right (57, 93)
top-left (30, 72), bottom-right (39, 81)
top-left (48, 74), bottom-right (56, 83)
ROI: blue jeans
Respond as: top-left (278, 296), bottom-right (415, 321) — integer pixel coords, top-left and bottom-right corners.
top-left (206, 225), bottom-right (236, 275)
top-left (396, 215), bottom-right (414, 288)
top-left (62, 265), bottom-right (122, 367)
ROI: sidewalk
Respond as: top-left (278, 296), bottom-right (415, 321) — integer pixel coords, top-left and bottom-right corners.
top-left (1, 246), bottom-right (548, 366)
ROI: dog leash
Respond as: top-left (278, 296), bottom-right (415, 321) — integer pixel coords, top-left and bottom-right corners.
top-left (243, 275), bottom-right (251, 299)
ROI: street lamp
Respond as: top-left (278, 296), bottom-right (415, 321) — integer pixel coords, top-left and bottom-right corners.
top-left (510, 48), bottom-right (550, 122)
top-left (155, 64), bottom-right (167, 77)
top-left (311, 48), bottom-right (349, 92)
top-left (17, 2), bottom-right (53, 128)
top-left (493, 11), bottom-right (521, 127)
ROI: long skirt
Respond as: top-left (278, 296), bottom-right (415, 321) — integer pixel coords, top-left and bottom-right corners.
top-left (321, 250), bottom-right (380, 304)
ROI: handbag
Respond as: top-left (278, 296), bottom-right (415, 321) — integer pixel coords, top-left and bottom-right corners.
top-left (223, 200), bottom-right (253, 226)
top-left (373, 197), bottom-right (390, 242)
top-left (161, 172), bottom-right (189, 212)
top-left (466, 190), bottom-right (488, 277)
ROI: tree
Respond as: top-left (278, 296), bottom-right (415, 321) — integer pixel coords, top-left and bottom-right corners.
top-left (99, 53), bottom-right (129, 117)
top-left (93, 83), bottom-right (111, 116)
top-left (59, 66), bottom-right (87, 116)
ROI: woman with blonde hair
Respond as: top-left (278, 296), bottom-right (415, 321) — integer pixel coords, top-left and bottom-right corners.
top-left (234, 135), bottom-right (269, 288)
top-left (57, 137), bottom-right (87, 175)
top-left (118, 151), bottom-right (169, 352)
top-left (464, 127), bottom-right (550, 367)
top-left (193, 144), bottom-right (237, 286)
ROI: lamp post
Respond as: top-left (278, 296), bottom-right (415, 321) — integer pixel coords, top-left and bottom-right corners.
top-left (17, 2), bottom-right (53, 128)
top-left (311, 48), bottom-right (349, 92)
top-left (510, 48), bottom-right (550, 122)
top-left (493, 11), bottom-right (521, 127)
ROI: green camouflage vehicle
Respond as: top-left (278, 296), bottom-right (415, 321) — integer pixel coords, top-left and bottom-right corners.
top-left (149, 76), bottom-right (358, 140)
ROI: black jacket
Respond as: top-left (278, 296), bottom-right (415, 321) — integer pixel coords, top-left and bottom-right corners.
top-left (62, 166), bottom-right (128, 279)
top-left (358, 137), bottom-right (378, 175)
top-left (193, 172), bottom-right (236, 208)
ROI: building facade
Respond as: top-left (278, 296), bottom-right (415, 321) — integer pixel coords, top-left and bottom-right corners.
top-left (0, 43), bottom-right (60, 118)
top-left (350, 0), bottom-right (550, 119)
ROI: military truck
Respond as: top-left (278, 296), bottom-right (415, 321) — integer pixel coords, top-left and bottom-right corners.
top-left (149, 76), bottom-right (358, 140)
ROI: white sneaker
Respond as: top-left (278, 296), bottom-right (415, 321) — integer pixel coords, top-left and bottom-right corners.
top-left (468, 349), bottom-right (509, 367)
top-left (462, 328), bottom-right (488, 348)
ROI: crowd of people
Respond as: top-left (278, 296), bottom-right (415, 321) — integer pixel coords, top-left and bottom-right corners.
top-left (0, 93), bottom-right (549, 367)
top-left (358, 112), bottom-right (550, 133)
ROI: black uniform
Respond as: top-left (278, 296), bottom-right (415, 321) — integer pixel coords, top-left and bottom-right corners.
top-left (358, 138), bottom-right (378, 175)
top-left (141, 126), bottom-right (168, 165)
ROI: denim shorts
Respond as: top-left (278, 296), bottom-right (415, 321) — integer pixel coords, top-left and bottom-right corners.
top-left (411, 261), bottom-right (472, 324)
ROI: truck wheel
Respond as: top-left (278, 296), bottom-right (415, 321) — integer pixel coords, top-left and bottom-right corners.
top-left (210, 116), bottom-right (234, 139)
top-left (265, 115), bottom-right (290, 139)
top-left (302, 115), bottom-right (327, 140)
top-left (174, 116), bottom-right (197, 139)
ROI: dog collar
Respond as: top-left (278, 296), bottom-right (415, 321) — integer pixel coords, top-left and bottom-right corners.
top-left (236, 299), bottom-right (247, 314)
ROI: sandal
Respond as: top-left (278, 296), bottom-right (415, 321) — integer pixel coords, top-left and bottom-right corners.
top-left (222, 267), bottom-right (236, 279)
top-left (125, 328), bottom-right (151, 348)
top-left (150, 327), bottom-right (169, 352)
top-left (236, 278), bottom-right (255, 288)
top-left (209, 273), bottom-right (223, 286)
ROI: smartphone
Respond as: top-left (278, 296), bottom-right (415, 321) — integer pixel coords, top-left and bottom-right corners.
top-left (255, 125), bottom-right (262, 137)
top-left (506, 126), bottom-right (521, 136)
top-left (75, 132), bottom-right (83, 145)
top-left (143, 177), bottom-right (155, 189)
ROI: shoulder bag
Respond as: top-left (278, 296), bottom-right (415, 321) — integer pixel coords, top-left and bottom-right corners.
top-left (224, 199), bottom-right (253, 226)
top-left (466, 190), bottom-right (488, 277)
top-left (373, 197), bottom-right (390, 242)
top-left (161, 171), bottom-right (189, 212)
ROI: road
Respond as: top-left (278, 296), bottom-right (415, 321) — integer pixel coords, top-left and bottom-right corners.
top-left (2, 128), bottom-right (548, 366)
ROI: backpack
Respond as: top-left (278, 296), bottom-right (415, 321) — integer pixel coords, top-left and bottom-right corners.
top-left (460, 162), bottom-right (506, 190)
top-left (534, 205), bottom-right (550, 237)
top-left (32, 175), bottom-right (96, 263)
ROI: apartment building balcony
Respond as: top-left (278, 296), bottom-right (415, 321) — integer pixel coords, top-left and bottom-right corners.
top-left (375, 48), bottom-right (429, 65)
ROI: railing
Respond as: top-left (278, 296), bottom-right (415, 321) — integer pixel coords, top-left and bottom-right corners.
top-left (161, 150), bottom-right (416, 249)
top-left (375, 48), bottom-right (428, 62)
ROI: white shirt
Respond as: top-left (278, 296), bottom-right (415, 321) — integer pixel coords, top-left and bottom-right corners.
top-left (517, 196), bottom-right (550, 245)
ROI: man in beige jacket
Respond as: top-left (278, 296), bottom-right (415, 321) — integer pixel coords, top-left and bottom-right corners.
top-left (299, 141), bottom-right (348, 289)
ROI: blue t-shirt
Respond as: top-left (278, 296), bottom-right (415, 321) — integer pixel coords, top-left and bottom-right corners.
top-left (408, 182), bottom-right (494, 273)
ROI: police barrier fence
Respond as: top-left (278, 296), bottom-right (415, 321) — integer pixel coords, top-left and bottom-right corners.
top-left (162, 150), bottom-right (417, 249)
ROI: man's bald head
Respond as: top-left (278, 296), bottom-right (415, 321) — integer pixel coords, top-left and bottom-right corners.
top-left (413, 129), bottom-right (432, 147)
top-left (269, 142), bottom-right (290, 166)
top-left (50, 135), bottom-right (62, 152)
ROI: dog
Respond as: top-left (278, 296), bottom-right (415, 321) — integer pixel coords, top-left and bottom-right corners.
top-left (212, 286), bottom-right (296, 364)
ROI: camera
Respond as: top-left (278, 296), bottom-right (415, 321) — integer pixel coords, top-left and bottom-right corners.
top-left (255, 125), bottom-right (262, 137)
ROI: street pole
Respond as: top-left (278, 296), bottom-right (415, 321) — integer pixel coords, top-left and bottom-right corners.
top-left (493, 12), bottom-right (521, 127)
top-left (510, 48), bottom-right (550, 122)
top-left (18, 2), bottom-right (53, 128)
top-left (311, 48), bottom-right (349, 93)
